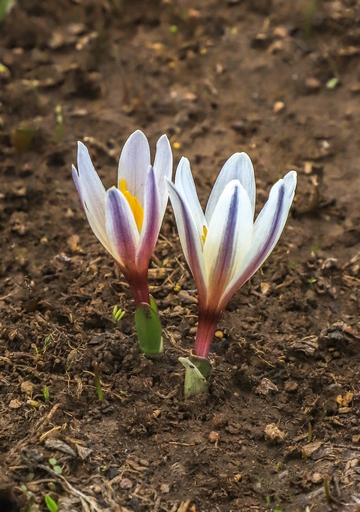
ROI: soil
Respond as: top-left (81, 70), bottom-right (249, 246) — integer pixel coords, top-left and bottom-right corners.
top-left (1, 1), bottom-right (360, 511)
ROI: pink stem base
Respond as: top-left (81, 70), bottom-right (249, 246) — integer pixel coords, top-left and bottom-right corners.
top-left (194, 309), bottom-right (221, 359)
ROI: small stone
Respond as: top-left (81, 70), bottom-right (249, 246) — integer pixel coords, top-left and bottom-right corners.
top-left (209, 431), bottom-right (220, 444)
top-left (212, 413), bottom-right (228, 428)
top-left (160, 483), bottom-right (170, 493)
top-left (273, 101), bottom-right (285, 113)
top-left (311, 472), bottom-right (323, 484)
top-left (284, 381), bottom-right (298, 393)
top-left (305, 77), bottom-right (321, 91)
top-left (264, 423), bottom-right (285, 443)
top-left (21, 381), bottom-right (34, 396)
top-left (120, 478), bottom-right (133, 489)
top-left (9, 399), bottom-right (22, 409)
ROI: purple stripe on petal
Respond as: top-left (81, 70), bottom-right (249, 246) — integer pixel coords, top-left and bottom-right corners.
top-left (248, 182), bottom-right (285, 273)
top-left (206, 184), bottom-right (239, 295)
top-left (137, 166), bottom-right (160, 267)
top-left (168, 180), bottom-right (207, 305)
top-left (220, 180), bottom-right (289, 310)
top-left (105, 188), bottom-right (139, 267)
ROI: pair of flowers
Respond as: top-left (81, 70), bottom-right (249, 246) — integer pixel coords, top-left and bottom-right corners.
top-left (73, 130), bottom-right (296, 384)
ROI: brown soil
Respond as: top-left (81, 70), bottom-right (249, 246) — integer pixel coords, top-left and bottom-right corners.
top-left (1, 1), bottom-right (360, 511)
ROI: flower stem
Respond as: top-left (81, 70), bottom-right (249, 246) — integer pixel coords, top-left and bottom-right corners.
top-left (194, 309), bottom-right (221, 359)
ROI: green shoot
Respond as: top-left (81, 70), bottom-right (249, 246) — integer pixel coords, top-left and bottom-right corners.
top-left (0, 0), bottom-right (12, 23)
top-left (45, 495), bottom-right (58, 512)
top-left (55, 105), bottom-right (63, 143)
top-left (326, 77), bottom-right (339, 89)
top-left (10, 125), bottom-right (35, 153)
top-left (323, 474), bottom-right (331, 502)
top-left (307, 422), bottom-right (313, 442)
top-left (43, 385), bottom-right (50, 402)
top-left (304, 0), bottom-right (319, 39)
top-left (178, 356), bottom-right (210, 397)
top-left (112, 305), bottom-right (125, 322)
top-left (49, 458), bottom-right (62, 475)
top-left (134, 297), bottom-right (163, 354)
top-left (94, 362), bottom-right (103, 400)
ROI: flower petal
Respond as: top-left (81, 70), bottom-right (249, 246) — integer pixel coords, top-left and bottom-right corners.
top-left (221, 170), bottom-right (297, 307)
top-left (137, 166), bottom-right (161, 266)
top-left (203, 180), bottom-right (253, 307)
top-left (206, 152), bottom-right (256, 222)
top-left (174, 157), bottom-right (207, 241)
top-left (105, 187), bottom-right (140, 267)
top-left (153, 134), bottom-right (173, 217)
top-left (117, 130), bottom-right (150, 206)
top-left (73, 142), bottom-right (110, 253)
top-left (167, 179), bottom-right (207, 303)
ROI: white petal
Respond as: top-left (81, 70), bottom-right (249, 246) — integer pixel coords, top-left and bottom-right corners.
top-left (221, 170), bottom-right (297, 308)
top-left (206, 152), bottom-right (256, 222)
top-left (174, 157), bottom-right (207, 241)
top-left (203, 180), bottom-right (253, 305)
top-left (73, 142), bottom-right (111, 254)
top-left (167, 179), bottom-right (207, 304)
top-left (153, 134), bottom-right (173, 218)
top-left (117, 130), bottom-right (150, 206)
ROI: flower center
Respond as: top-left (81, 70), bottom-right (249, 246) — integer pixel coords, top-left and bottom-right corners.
top-left (119, 179), bottom-right (144, 231)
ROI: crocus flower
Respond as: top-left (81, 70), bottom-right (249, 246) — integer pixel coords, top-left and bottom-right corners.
top-left (168, 153), bottom-right (297, 361)
top-left (72, 130), bottom-right (172, 308)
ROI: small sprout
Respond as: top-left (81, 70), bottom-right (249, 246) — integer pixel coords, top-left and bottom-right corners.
top-left (307, 278), bottom-right (317, 285)
top-left (169, 25), bottom-right (178, 33)
top-left (49, 458), bottom-right (62, 475)
top-left (10, 125), bottom-right (35, 153)
top-left (275, 461), bottom-right (282, 472)
top-left (112, 305), bottom-right (125, 322)
top-left (94, 362), bottom-right (103, 400)
top-left (134, 297), bottom-right (163, 354)
top-left (323, 474), bottom-right (332, 502)
top-left (43, 386), bottom-right (50, 402)
top-left (326, 77), bottom-right (339, 89)
top-left (304, 0), bottom-right (318, 38)
top-left (0, 0), bottom-right (14, 23)
top-left (307, 422), bottom-right (313, 442)
top-left (179, 356), bottom-right (210, 398)
top-left (301, 449), bottom-right (308, 463)
top-left (55, 105), bottom-right (63, 143)
top-left (45, 495), bottom-right (58, 512)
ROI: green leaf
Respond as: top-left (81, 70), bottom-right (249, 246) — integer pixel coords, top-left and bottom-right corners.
top-left (45, 495), bottom-right (58, 512)
top-left (326, 77), bottom-right (339, 89)
top-left (134, 301), bottom-right (163, 354)
top-left (179, 357), bottom-right (209, 398)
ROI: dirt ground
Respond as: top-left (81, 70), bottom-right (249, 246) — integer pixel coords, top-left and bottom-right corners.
top-left (1, 1), bottom-right (360, 511)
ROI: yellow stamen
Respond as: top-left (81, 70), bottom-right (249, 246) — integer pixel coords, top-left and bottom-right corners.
top-left (201, 225), bottom-right (208, 244)
top-left (119, 179), bottom-right (144, 231)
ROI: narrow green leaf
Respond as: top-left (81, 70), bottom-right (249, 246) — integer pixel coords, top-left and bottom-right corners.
top-left (135, 302), bottom-right (163, 354)
top-left (179, 357), bottom-right (209, 398)
top-left (45, 495), bottom-right (58, 512)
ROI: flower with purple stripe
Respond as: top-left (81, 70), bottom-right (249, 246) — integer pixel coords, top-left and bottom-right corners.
top-left (168, 153), bottom-right (297, 361)
top-left (72, 130), bottom-right (172, 306)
